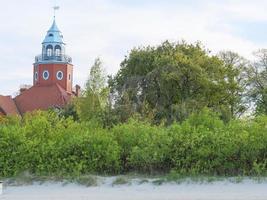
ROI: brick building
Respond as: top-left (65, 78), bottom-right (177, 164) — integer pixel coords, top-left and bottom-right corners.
top-left (0, 17), bottom-right (80, 116)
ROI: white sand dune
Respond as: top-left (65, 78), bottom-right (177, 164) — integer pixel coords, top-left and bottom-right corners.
top-left (1, 179), bottom-right (267, 200)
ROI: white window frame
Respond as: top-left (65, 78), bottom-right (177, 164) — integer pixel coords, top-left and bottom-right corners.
top-left (43, 70), bottom-right (49, 80)
top-left (56, 71), bottom-right (64, 80)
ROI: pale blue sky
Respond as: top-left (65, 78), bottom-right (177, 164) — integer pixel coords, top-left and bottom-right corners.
top-left (0, 0), bottom-right (267, 95)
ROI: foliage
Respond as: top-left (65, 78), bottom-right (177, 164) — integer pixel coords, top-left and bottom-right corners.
top-left (110, 41), bottom-right (245, 124)
top-left (112, 119), bottom-right (172, 173)
top-left (56, 102), bottom-right (80, 121)
top-left (1, 110), bottom-right (267, 178)
top-left (87, 57), bottom-right (106, 94)
top-left (247, 49), bottom-right (267, 115)
top-left (76, 57), bottom-right (109, 123)
top-left (218, 51), bottom-right (250, 119)
top-left (0, 111), bottom-right (120, 177)
top-left (112, 176), bottom-right (129, 185)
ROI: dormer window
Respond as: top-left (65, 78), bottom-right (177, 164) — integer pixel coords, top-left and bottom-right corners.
top-left (49, 33), bottom-right (53, 37)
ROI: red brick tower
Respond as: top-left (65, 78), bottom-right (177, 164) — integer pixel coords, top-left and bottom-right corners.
top-left (33, 18), bottom-right (73, 93)
top-left (13, 16), bottom-right (77, 114)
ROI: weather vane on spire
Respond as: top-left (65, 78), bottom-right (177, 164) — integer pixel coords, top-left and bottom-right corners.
top-left (53, 5), bottom-right (60, 19)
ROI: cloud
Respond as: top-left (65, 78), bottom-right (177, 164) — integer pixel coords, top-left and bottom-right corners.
top-left (0, 0), bottom-right (266, 95)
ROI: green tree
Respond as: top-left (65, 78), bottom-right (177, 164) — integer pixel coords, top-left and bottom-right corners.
top-left (110, 41), bottom-right (245, 124)
top-left (77, 58), bottom-right (108, 122)
top-left (87, 58), bottom-right (106, 94)
top-left (56, 102), bottom-right (80, 121)
top-left (218, 51), bottom-right (250, 118)
top-left (248, 49), bottom-right (267, 115)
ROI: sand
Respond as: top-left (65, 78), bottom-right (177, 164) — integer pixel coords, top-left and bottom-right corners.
top-left (1, 178), bottom-right (267, 200)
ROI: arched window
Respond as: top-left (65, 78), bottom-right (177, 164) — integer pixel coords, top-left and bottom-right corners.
top-left (46, 45), bottom-right (53, 57)
top-left (55, 45), bottom-right (61, 57)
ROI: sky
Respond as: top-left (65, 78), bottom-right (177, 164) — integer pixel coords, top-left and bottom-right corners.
top-left (0, 0), bottom-right (267, 95)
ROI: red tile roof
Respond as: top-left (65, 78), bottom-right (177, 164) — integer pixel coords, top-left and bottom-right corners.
top-left (0, 95), bottom-right (20, 116)
top-left (14, 84), bottom-right (72, 114)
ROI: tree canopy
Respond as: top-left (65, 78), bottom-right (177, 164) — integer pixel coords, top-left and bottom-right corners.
top-left (248, 49), bottom-right (267, 115)
top-left (110, 41), bottom-right (245, 124)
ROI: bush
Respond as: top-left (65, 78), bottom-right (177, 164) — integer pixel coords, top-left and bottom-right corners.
top-left (0, 110), bottom-right (267, 178)
top-left (112, 119), bottom-right (171, 173)
top-left (0, 111), bottom-right (120, 177)
top-left (0, 124), bottom-right (26, 177)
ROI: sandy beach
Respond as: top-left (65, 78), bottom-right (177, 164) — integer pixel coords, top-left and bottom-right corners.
top-left (1, 178), bottom-right (267, 200)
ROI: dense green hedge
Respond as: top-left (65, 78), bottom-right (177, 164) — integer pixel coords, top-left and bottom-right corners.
top-left (0, 110), bottom-right (267, 177)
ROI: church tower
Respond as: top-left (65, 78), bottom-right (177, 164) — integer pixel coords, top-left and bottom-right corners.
top-left (0, 7), bottom-right (80, 116)
top-left (33, 17), bottom-right (73, 93)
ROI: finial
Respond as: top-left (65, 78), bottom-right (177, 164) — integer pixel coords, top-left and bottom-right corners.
top-left (53, 6), bottom-right (60, 19)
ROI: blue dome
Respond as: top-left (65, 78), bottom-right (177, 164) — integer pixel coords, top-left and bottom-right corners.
top-left (35, 16), bottom-right (72, 64)
top-left (42, 19), bottom-right (64, 44)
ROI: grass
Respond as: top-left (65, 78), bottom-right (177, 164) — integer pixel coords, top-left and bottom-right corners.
top-left (138, 179), bottom-right (149, 184)
top-left (112, 176), bottom-right (130, 186)
top-left (2, 171), bottom-right (267, 187)
top-left (74, 175), bottom-right (98, 187)
top-left (152, 179), bottom-right (165, 185)
top-left (3, 172), bottom-right (99, 187)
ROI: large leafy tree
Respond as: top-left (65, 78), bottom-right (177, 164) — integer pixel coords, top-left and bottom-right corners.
top-left (111, 41), bottom-right (244, 124)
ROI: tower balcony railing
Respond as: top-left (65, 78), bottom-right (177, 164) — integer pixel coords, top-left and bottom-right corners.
top-left (35, 54), bottom-right (72, 64)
